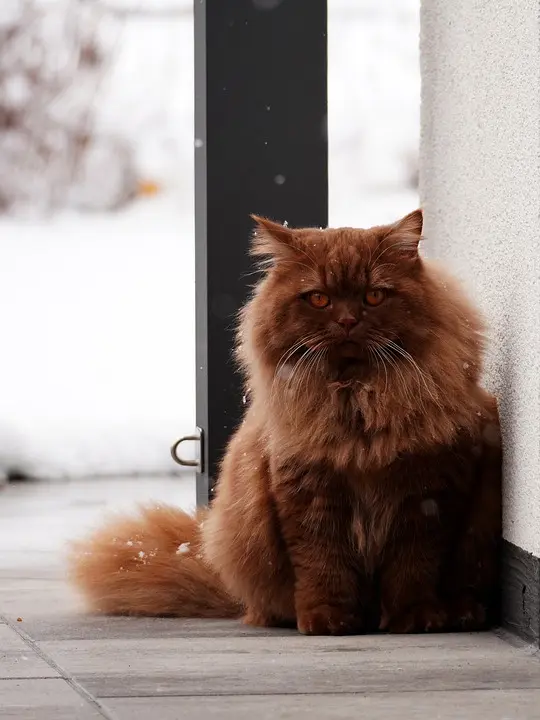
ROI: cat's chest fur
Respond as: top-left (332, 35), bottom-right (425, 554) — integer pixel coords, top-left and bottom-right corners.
top-left (349, 467), bottom-right (406, 566)
top-left (348, 446), bottom-right (472, 568)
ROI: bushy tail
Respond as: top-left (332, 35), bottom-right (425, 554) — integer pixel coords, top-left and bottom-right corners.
top-left (67, 504), bottom-right (241, 618)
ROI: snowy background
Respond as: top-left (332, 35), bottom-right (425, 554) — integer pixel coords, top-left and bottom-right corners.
top-left (0, 0), bottom-right (420, 481)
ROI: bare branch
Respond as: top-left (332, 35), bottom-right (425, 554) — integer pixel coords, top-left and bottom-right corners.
top-left (78, 0), bottom-right (192, 19)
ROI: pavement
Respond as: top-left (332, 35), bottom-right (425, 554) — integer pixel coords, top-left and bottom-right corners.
top-left (1, 476), bottom-right (540, 719)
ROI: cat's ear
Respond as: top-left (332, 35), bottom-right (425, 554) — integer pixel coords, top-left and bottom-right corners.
top-left (391, 208), bottom-right (423, 237)
top-left (250, 215), bottom-right (298, 260)
top-left (382, 209), bottom-right (423, 261)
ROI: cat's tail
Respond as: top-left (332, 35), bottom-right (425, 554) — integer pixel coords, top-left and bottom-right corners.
top-left (67, 504), bottom-right (241, 618)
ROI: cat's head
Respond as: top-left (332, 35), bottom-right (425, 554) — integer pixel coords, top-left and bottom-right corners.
top-left (241, 211), bottom-right (482, 387)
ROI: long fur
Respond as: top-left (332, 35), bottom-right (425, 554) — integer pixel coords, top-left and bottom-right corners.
top-left (69, 210), bottom-right (501, 634)
top-left (69, 505), bottom-right (240, 618)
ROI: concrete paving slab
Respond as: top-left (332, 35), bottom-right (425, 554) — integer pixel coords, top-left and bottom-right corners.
top-left (0, 678), bottom-right (103, 719)
top-left (107, 691), bottom-right (540, 720)
top-left (38, 634), bottom-right (540, 697)
top-left (0, 625), bottom-right (59, 680)
top-left (5, 616), bottom-right (286, 642)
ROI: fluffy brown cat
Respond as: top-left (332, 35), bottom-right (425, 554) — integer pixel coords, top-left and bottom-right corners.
top-left (69, 209), bottom-right (502, 634)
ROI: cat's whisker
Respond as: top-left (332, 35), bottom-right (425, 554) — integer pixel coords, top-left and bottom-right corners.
top-left (389, 347), bottom-right (438, 410)
top-left (382, 344), bottom-right (420, 411)
top-left (273, 333), bottom-right (322, 380)
top-left (292, 351), bottom-right (321, 416)
top-left (259, 326), bottom-right (317, 360)
top-left (370, 238), bottom-right (420, 267)
top-left (253, 258), bottom-right (317, 277)
top-left (270, 339), bottom-right (315, 411)
top-left (369, 344), bottom-right (389, 397)
top-left (280, 259), bottom-right (318, 274)
top-left (287, 344), bottom-right (319, 394)
top-left (376, 344), bottom-right (418, 412)
top-left (367, 332), bottom-right (430, 411)
top-left (241, 258), bottom-right (275, 279)
top-left (271, 333), bottom-right (331, 422)
top-left (283, 348), bottom-right (315, 425)
top-left (306, 346), bottom-right (328, 387)
top-left (370, 262), bottom-right (397, 276)
top-left (315, 347), bottom-right (328, 378)
top-left (383, 340), bottom-right (443, 408)
top-left (285, 241), bottom-right (319, 270)
top-left (282, 343), bottom-right (314, 385)
top-left (286, 341), bottom-right (330, 420)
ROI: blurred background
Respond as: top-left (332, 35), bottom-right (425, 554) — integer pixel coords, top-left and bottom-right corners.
top-left (0, 0), bottom-right (419, 484)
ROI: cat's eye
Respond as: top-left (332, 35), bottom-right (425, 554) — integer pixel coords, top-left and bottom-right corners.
top-left (364, 289), bottom-right (386, 307)
top-left (306, 291), bottom-right (330, 309)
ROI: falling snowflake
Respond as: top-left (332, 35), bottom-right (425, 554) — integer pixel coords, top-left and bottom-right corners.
top-left (176, 542), bottom-right (190, 555)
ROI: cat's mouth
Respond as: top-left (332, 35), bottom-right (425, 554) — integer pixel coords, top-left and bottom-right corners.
top-left (294, 340), bottom-right (367, 380)
top-left (339, 340), bottom-right (362, 358)
top-left (337, 355), bottom-right (364, 376)
top-left (327, 340), bottom-right (369, 380)
top-left (332, 342), bottom-right (366, 380)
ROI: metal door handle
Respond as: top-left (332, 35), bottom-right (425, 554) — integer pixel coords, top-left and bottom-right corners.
top-left (170, 427), bottom-right (203, 471)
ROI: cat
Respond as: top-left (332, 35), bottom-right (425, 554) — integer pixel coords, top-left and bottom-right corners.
top-left (69, 209), bottom-right (502, 634)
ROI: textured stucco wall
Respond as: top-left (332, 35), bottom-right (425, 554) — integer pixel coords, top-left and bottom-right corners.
top-left (420, 1), bottom-right (540, 555)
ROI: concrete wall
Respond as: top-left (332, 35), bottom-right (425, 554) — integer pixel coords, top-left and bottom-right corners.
top-left (420, 1), bottom-right (540, 556)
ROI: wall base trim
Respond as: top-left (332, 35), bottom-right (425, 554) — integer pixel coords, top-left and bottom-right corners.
top-left (501, 539), bottom-right (540, 645)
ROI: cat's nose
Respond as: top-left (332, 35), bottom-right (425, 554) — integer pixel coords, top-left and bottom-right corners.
top-left (337, 316), bottom-right (358, 333)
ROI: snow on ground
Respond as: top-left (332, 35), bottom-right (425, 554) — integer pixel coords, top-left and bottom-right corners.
top-left (0, 4), bottom-right (195, 479)
top-left (0, 194), bottom-right (195, 478)
top-left (0, 0), bottom-right (419, 479)
top-left (0, 475), bottom-right (196, 571)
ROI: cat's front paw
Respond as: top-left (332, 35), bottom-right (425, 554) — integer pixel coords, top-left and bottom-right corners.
top-left (242, 610), bottom-right (277, 628)
top-left (243, 609), bottom-right (296, 629)
top-left (297, 605), bottom-right (363, 635)
top-left (380, 601), bottom-right (448, 634)
top-left (449, 595), bottom-right (488, 631)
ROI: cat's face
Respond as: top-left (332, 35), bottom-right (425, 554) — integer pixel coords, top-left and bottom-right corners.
top-left (248, 210), bottom-right (436, 381)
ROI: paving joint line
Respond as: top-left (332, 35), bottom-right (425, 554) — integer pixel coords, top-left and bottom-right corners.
top-left (0, 612), bottom-right (119, 720)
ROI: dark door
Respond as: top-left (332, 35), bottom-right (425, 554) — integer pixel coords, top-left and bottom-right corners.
top-left (194, 0), bottom-right (328, 505)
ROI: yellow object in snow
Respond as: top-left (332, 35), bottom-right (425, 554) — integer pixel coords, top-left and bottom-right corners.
top-left (137, 180), bottom-right (161, 197)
